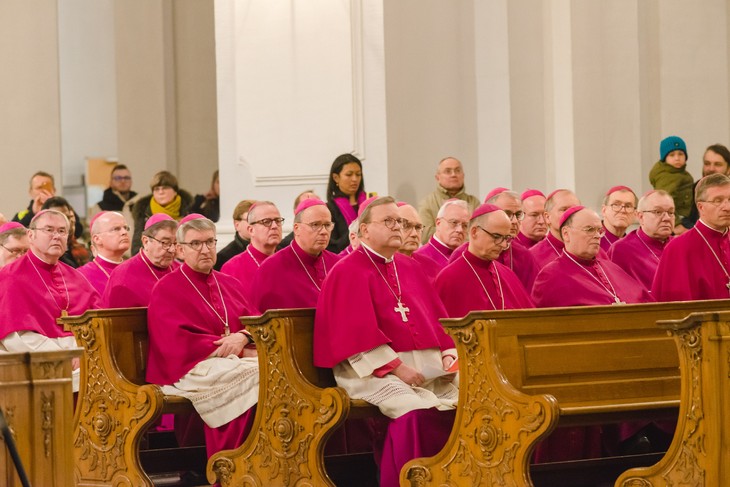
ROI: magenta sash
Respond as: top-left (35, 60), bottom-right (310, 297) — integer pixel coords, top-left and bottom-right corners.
top-left (333, 191), bottom-right (366, 225)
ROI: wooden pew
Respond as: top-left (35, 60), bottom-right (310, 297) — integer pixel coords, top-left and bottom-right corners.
top-left (207, 308), bottom-right (383, 487)
top-left (0, 349), bottom-right (79, 486)
top-left (61, 308), bottom-right (200, 486)
top-left (401, 299), bottom-right (730, 486)
top-left (617, 309), bottom-right (730, 485)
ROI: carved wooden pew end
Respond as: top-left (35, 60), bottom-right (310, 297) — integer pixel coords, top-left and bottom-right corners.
top-left (61, 308), bottom-right (198, 486)
top-left (208, 309), bottom-right (386, 487)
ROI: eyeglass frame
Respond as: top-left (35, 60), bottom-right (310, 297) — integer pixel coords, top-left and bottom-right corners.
top-left (370, 217), bottom-right (406, 230)
top-left (443, 219), bottom-right (469, 230)
top-left (503, 210), bottom-right (525, 221)
top-left (567, 225), bottom-right (606, 237)
top-left (476, 226), bottom-right (514, 245)
top-left (250, 217), bottom-right (285, 227)
top-left (608, 203), bottom-right (636, 213)
top-left (401, 221), bottom-right (425, 232)
top-left (147, 235), bottom-right (176, 251)
top-left (1, 244), bottom-right (28, 257)
top-left (639, 209), bottom-right (675, 218)
top-left (301, 221), bottom-right (335, 232)
top-left (30, 226), bottom-right (69, 238)
top-left (697, 198), bottom-right (730, 207)
top-left (179, 239), bottom-right (218, 251)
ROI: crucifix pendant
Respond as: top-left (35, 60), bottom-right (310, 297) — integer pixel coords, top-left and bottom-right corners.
top-left (394, 301), bottom-right (410, 323)
top-left (223, 325), bottom-right (230, 337)
top-left (61, 310), bottom-right (68, 317)
top-left (612, 296), bottom-right (626, 305)
top-left (726, 280), bottom-right (730, 290)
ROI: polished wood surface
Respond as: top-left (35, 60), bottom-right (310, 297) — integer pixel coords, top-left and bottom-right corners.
top-left (617, 309), bottom-right (730, 485)
top-left (60, 308), bottom-right (194, 486)
top-left (0, 349), bottom-right (79, 487)
top-left (207, 308), bottom-right (381, 487)
top-left (402, 299), bottom-right (730, 486)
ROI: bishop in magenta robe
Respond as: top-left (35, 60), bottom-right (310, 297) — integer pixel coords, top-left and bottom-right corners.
top-left (250, 200), bottom-right (340, 311)
top-left (314, 197), bottom-right (457, 487)
top-left (146, 216), bottom-right (258, 458)
top-left (436, 204), bottom-right (534, 317)
top-left (653, 174), bottom-right (730, 301)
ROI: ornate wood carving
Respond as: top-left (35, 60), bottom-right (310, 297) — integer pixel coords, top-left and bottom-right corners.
top-left (41, 391), bottom-right (54, 458)
top-left (617, 313), bottom-right (730, 486)
top-left (402, 319), bottom-right (559, 487)
top-left (208, 310), bottom-right (349, 487)
top-left (62, 309), bottom-right (166, 487)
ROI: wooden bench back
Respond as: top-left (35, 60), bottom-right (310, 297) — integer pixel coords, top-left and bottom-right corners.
top-left (445, 299), bottom-right (730, 417)
top-left (241, 308), bottom-right (337, 389)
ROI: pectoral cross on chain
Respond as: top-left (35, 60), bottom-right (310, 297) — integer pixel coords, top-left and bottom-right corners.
top-left (394, 301), bottom-right (410, 322)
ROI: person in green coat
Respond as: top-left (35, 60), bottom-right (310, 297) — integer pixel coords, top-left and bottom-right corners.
top-left (649, 135), bottom-right (694, 234)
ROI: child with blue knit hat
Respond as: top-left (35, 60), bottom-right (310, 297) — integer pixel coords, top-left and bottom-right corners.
top-left (649, 136), bottom-right (694, 230)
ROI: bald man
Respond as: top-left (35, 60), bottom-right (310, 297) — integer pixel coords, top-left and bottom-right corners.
top-left (77, 211), bottom-right (132, 295)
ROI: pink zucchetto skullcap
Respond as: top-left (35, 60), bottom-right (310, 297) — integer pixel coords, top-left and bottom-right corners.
top-left (30, 209), bottom-right (54, 225)
top-left (521, 189), bottom-right (545, 201)
top-left (642, 190), bottom-right (657, 199)
top-left (605, 185), bottom-right (635, 197)
top-left (470, 203), bottom-right (502, 221)
top-left (396, 201), bottom-right (408, 208)
top-left (484, 187), bottom-right (509, 203)
top-left (357, 195), bottom-right (380, 217)
top-left (294, 198), bottom-right (326, 216)
top-left (179, 213), bottom-right (207, 225)
top-left (88, 211), bottom-right (107, 232)
top-left (145, 213), bottom-right (175, 230)
top-left (558, 205), bottom-right (585, 228)
top-left (0, 222), bottom-right (24, 234)
top-left (546, 189), bottom-right (569, 201)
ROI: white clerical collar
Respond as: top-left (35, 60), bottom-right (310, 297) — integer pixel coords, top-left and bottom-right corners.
top-left (360, 242), bottom-right (394, 263)
top-left (30, 249), bottom-right (56, 265)
top-left (698, 219), bottom-right (729, 236)
top-left (96, 253), bottom-right (124, 265)
top-left (433, 236), bottom-right (449, 248)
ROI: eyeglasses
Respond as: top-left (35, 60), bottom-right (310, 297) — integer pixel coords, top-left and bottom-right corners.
top-left (302, 221), bottom-right (335, 232)
top-left (503, 210), bottom-right (525, 221)
top-left (476, 226), bottom-right (513, 245)
top-left (445, 219), bottom-right (468, 230)
top-left (112, 176), bottom-right (132, 182)
top-left (1, 245), bottom-right (28, 257)
top-left (250, 217), bottom-right (285, 227)
top-left (148, 236), bottom-right (176, 251)
top-left (32, 227), bottom-right (69, 237)
top-left (372, 218), bottom-right (405, 230)
top-left (640, 209), bottom-right (675, 218)
top-left (98, 225), bottom-right (130, 234)
top-left (180, 239), bottom-right (217, 251)
top-left (699, 198), bottom-right (730, 207)
top-left (402, 221), bottom-right (425, 232)
top-left (570, 225), bottom-right (606, 237)
top-left (609, 203), bottom-right (636, 213)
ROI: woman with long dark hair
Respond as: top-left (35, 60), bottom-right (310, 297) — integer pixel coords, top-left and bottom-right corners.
top-left (325, 154), bottom-right (366, 253)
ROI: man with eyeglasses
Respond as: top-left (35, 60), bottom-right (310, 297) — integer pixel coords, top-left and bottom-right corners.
top-left (653, 173), bottom-right (730, 301)
top-left (436, 204), bottom-right (534, 318)
top-left (532, 206), bottom-right (651, 308)
top-left (418, 157), bottom-right (481, 244)
top-left (530, 189), bottom-right (585, 268)
top-left (250, 198), bottom-right (340, 312)
top-left (413, 199), bottom-right (469, 282)
top-left (600, 186), bottom-right (638, 252)
top-left (516, 189), bottom-right (547, 248)
top-left (90, 164), bottom-right (137, 217)
top-left (608, 190), bottom-right (675, 291)
top-left (0, 222), bottom-right (30, 269)
top-left (102, 214), bottom-right (179, 307)
top-left (0, 210), bottom-right (99, 392)
top-left (397, 203), bottom-right (424, 257)
top-left (146, 214), bottom-right (258, 459)
top-left (314, 196), bottom-right (458, 487)
top-left (484, 188), bottom-right (539, 291)
top-left (77, 211), bottom-right (131, 294)
top-left (221, 201), bottom-right (283, 299)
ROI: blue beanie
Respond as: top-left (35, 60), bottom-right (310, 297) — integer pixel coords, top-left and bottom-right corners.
top-left (660, 136), bottom-right (687, 162)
